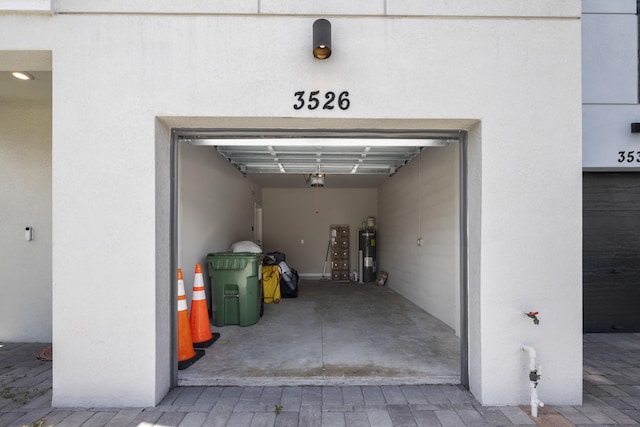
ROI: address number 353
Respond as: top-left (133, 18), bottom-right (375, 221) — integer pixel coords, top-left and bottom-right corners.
top-left (618, 151), bottom-right (640, 163)
top-left (293, 90), bottom-right (350, 111)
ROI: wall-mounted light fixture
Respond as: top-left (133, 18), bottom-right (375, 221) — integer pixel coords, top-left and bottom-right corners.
top-left (11, 71), bottom-right (34, 81)
top-left (631, 123), bottom-right (640, 133)
top-left (313, 19), bottom-right (332, 60)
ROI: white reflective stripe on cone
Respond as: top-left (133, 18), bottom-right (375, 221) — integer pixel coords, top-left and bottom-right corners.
top-left (194, 274), bottom-right (205, 287)
top-left (193, 290), bottom-right (206, 300)
top-left (178, 281), bottom-right (187, 297)
top-left (178, 298), bottom-right (188, 311)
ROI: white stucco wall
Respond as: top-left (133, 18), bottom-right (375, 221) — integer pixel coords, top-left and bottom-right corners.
top-left (378, 144), bottom-right (460, 334)
top-left (0, 1), bottom-right (582, 407)
top-left (0, 97), bottom-right (52, 342)
top-left (53, 0), bottom-right (578, 17)
top-left (0, 0), bottom-right (51, 13)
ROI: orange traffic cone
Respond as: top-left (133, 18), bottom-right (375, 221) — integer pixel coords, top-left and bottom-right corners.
top-left (177, 268), bottom-right (204, 370)
top-left (190, 264), bottom-right (219, 349)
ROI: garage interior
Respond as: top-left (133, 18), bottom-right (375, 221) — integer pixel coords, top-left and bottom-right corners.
top-left (173, 130), bottom-right (465, 387)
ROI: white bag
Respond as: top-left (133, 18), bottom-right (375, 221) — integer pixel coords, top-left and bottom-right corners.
top-left (229, 240), bottom-right (262, 253)
top-left (278, 261), bottom-right (291, 276)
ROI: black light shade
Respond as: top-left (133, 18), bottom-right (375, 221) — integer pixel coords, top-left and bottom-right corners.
top-left (631, 123), bottom-right (640, 133)
top-left (313, 19), bottom-right (332, 59)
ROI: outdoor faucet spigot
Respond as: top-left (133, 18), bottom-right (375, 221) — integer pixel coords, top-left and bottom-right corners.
top-left (525, 311), bottom-right (540, 325)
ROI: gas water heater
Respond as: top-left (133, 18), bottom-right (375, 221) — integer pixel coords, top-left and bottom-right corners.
top-left (358, 228), bottom-right (377, 282)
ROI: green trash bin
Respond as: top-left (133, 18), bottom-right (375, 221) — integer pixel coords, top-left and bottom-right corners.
top-left (206, 252), bottom-right (262, 326)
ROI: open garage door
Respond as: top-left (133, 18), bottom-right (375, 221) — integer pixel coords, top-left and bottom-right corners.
top-left (170, 128), bottom-right (468, 387)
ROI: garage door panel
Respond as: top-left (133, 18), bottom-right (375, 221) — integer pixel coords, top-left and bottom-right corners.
top-left (583, 173), bottom-right (640, 332)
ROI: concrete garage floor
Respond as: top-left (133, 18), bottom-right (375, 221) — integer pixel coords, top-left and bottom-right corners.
top-left (179, 279), bottom-right (461, 386)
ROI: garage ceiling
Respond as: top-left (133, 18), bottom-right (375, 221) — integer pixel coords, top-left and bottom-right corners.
top-left (214, 144), bottom-right (422, 175)
top-left (182, 132), bottom-right (458, 188)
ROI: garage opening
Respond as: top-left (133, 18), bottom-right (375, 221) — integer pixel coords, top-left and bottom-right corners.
top-left (170, 129), bottom-right (468, 388)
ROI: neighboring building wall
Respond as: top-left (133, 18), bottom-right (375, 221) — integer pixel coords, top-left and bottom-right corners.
top-left (262, 188), bottom-right (378, 276)
top-left (0, 0), bottom-right (582, 407)
top-left (0, 94), bottom-right (52, 342)
top-left (582, 0), bottom-right (640, 332)
top-left (178, 143), bottom-right (261, 310)
top-left (378, 144), bottom-right (460, 335)
top-left (583, 0), bottom-right (640, 169)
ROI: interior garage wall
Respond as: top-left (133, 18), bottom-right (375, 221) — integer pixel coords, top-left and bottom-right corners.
top-left (262, 188), bottom-right (377, 275)
top-left (378, 144), bottom-right (460, 334)
top-left (0, 98), bottom-right (52, 342)
top-left (178, 143), bottom-right (262, 309)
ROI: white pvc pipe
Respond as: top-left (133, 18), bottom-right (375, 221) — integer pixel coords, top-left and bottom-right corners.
top-left (521, 345), bottom-right (544, 417)
top-left (528, 383), bottom-right (543, 417)
top-left (521, 345), bottom-right (536, 371)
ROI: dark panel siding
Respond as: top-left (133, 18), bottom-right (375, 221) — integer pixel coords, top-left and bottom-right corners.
top-left (583, 172), bottom-right (640, 332)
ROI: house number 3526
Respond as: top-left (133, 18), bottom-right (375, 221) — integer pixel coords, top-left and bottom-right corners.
top-left (293, 91), bottom-right (350, 111)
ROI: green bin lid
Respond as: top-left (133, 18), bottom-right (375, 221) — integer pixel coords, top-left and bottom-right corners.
top-left (206, 252), bottom-right (262, 270)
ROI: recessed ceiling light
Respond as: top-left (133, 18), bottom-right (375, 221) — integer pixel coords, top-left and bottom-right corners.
top-left (11, 71), bottom-right (34, 81)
